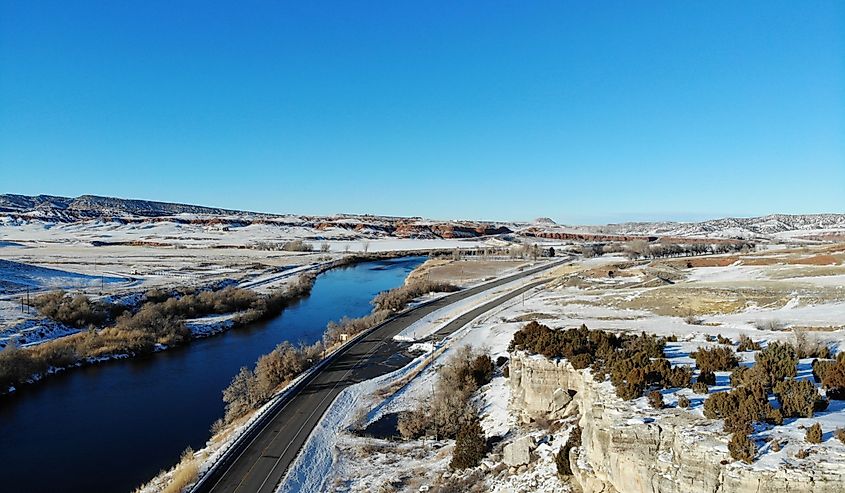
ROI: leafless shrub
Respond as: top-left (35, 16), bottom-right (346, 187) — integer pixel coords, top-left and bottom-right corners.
top-left (431, 469), bottom-right (486, 493)
top-left (792, 329), bottom-right (832, 359)
top-left (372, 279), bottom-right (459, 312)
top-left (281, 239), bottom-right (313, 252)
top-left (754, 319), bottom-right (786, 331)
top-left (399, 347), bottom-right (492, 440)
top-left (222, 339), bottom-right (324, 423)
top-left (31, 290), bottom-right (116, 329)
top-left (323, 310), bottom-right (390, 347)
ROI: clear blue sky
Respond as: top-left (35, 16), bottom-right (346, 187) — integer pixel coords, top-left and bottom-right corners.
top-left (1, 1), bottom-right (842, 223)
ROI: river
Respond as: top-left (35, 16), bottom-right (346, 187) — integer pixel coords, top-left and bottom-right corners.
top-left (0, 256), bottom-right (426, 493)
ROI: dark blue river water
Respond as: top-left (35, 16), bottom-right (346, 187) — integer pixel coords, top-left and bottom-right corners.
top-left (0, 256), bottom-right (425, 493)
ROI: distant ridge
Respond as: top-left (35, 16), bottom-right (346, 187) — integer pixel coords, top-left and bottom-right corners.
top-left (1, 194), bottom-right (843, 240)
top-left (590, 213), bottom-right (845, 238)
top-left (0, 194), bottom-right (512, 239)
top-left (0, 194), bottom-right (246, 219)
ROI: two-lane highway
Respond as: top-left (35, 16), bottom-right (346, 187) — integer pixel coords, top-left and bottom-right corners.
top-left (195, 259), bottom-right (566, 493)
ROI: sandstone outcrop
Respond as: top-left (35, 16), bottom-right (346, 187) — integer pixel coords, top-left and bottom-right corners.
top-left (503, 436), bottom-right (536, 467)
top-left (508, 351), bottom-right (845, 493)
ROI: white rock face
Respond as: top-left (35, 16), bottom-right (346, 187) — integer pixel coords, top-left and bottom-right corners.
top-left (503, 435), bottom-right (536, 467)
top-left (509, 353), bottom-right (578, 421)
top-left (508, 351), bottom-right (845, 493)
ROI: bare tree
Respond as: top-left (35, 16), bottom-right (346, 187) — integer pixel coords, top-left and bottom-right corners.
top-left (223, 366), bottom-right (259, 421)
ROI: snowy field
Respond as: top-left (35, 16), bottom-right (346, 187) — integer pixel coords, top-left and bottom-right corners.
top-left (0, 225), bottom-right (512, 348)
top-left (0, 215), bottom-right (507, 251)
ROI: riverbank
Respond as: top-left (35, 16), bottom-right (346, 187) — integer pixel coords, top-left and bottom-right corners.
top-left (0, 253), bottom-right (440, 395)
top-left (0, 256), bottom-right (427, 493)
top-left (135, 256), bottom-right (459, 493)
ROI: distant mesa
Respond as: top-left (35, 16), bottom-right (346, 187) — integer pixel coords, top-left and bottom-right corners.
top-left (533, 217), bottom-right (557, 226)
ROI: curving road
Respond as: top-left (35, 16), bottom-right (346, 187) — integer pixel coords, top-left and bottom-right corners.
top-left (193, 259), bottom-right (566, 493)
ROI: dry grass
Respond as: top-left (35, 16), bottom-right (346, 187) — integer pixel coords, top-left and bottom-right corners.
top-left (791, 325), bottom-right (844, 333)
top-left (508, 312), bottom-right (558, 322)
top-left (610, 287), bottom-right (749, 317)
top-left (161, 448), bottom-right (199, 493)
top-left (406, 258), bottom-right (528, 285)
top-left (767, 265), bottom-right (845, 280)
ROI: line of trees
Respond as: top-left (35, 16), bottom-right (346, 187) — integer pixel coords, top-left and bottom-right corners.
top-left (0, 276), bottom-right (317, 392)
top-left (252, 239), bottom-right (314, 252)
top-left (579, 240), bottom-right (755, 259)
top-left (623, 240), bottom-right (755, 259)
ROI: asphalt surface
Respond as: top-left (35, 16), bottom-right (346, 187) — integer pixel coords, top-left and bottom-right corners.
top-left (196, 259), bottom-right (565, 493)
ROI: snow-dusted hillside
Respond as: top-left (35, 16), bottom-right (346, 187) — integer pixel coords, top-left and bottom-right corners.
top-left (3, 194), bottom-right (843, 243)
top-left (590, 214), bottom-right (845, 239)
top-left (0, 194), bottom-right (515, 241)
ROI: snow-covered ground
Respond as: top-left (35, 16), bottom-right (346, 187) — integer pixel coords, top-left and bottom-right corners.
top-left (276, 246), bottom-right (845, 492)
top-left (393, 273), bottom-right (548, 342)
top-left (0, 215), bottom-right (507, 251)
top-left (0, 258), bottom-right (128, 294)
top-left (0, 233), bottom-right (509, 348)
top-left (0, 317), bottom-right (80, 349)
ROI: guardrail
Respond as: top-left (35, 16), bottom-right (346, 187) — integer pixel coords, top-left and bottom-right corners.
top-left (188, 286), bottom-right (451, 493)
top-left (189, 258), bottom-right (566, 492)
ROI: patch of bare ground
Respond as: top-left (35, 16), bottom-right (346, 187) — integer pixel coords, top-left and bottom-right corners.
top-left (767, 264), bottom-right (845, 280)
top-left (610, 283), bottom-right (845, 317)
top-left (790, 325), bottom-right (844, 333)
top-left (659, 248), bottom-right (843, 269)
top-left (406, 258), bottom-right (530, 285)
top-left (507, 312), bottom-right (558, 322)
top-left (604, 287), bottom-right (748, 316)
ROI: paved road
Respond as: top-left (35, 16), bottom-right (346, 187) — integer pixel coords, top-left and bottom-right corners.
top-left (195, 259), bottom-right (566, 493)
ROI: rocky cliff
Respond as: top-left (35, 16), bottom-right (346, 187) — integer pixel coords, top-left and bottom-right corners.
top-left (508, 351), bottom-right (845, 493)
